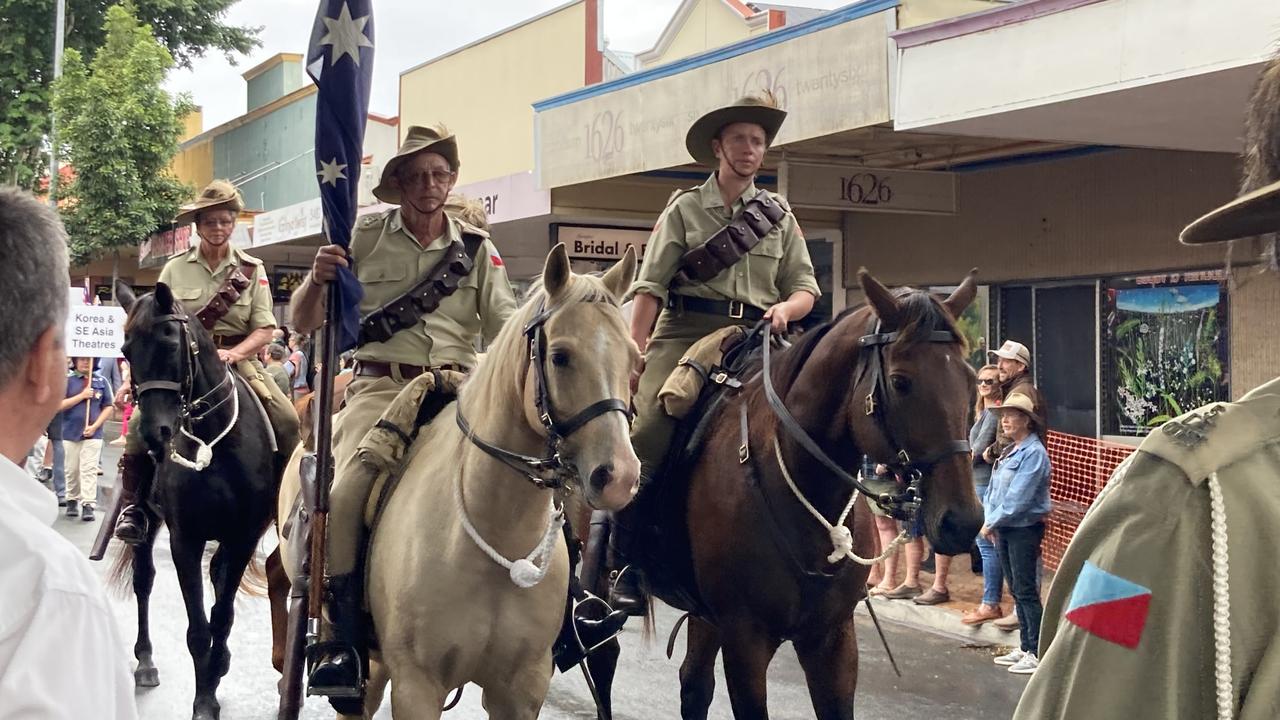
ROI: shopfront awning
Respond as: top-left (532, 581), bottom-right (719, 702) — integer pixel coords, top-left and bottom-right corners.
top-left (892, 0), bottom-right (1280, 152)
top-left (533, 0), bottom-right (898, 189)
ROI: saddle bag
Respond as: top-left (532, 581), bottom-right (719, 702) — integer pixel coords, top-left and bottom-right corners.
top-left (658, 325), bottom-right (748, 419)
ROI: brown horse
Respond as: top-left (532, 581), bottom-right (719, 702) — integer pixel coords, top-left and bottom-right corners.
top-left (630, 269), bottom-right (983, 719)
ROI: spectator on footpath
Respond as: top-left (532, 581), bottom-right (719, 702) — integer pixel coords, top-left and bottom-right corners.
top-left (265, 343), bottom-right (292, 398)
top-left (58, 357), bottom-right (113, 522)
top-left (287, 334), bottom-right (310, 400)
top-left (963, 364), bottom-right (1008, 625)
top-left (864, 460), bottom-right (926, 599)
top-left (986, 339), bottom-right (1046, 457)
top-left (0, 187), bottom-right (138, 719)
top-left (983, 393), bottom-right (1052, 675)
top-left (109, 360), bottom-right (132, 447)
top-left (1015, 50), bottom-right (1280, 719)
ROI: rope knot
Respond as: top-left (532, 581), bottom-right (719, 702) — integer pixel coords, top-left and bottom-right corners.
top-left (828, 525), bottom-right (853, 563)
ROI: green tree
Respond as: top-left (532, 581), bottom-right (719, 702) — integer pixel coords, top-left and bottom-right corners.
top-left (0, 0), bottom-right (258, 188)
top-left (52, 4), bottom-right (194, 265)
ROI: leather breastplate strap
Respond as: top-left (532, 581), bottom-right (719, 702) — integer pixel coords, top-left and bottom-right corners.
top-left (358, 232), bottom-right (485, 346)
top-left (673, 190), bottom-right (787, 286)
top-left (194, 260), bottom-right (257, 331)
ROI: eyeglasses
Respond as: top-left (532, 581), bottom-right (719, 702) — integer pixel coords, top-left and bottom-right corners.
top-left (399, 169), bottom-right (456, 188)
top-left (978, 379), bottom-right (998, 386)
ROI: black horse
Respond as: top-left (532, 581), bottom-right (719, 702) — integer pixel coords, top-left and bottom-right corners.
top-left (112, 282), bottom-right (285, 720)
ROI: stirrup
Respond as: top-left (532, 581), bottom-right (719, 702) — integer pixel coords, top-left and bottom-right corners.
top-left (305, 641), bottom-right (366, 699)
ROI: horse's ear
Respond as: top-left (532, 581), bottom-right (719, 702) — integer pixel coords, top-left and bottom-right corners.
top-left (858, 268), bottom-right (900, 326)
top-left (542, 243), bottom-right (572, 300)
top-left (600, 244), bottom-right (637, 303)
top-left (942, 268), bottom-right (979, 319)
top-left (155, 282), bottom-right (174, 313)
top-left (114, 280), bottom-right (137, 313)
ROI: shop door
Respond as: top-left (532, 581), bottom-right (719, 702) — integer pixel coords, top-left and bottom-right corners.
top-left (998, 284), bottom-right (1098, 437)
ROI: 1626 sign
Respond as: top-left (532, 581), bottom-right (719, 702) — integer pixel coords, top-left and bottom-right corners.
top-left (787, 162), bottom-right (955, 215)
top-left (584, 110), bottom-right (625, 162)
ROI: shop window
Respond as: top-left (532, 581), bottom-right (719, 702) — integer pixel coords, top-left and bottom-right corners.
top-left (1102, 273), bottom-right (1229, 438)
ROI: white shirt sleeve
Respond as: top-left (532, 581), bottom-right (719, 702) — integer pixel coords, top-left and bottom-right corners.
top-left (0, 589), bottom-right (138, 720)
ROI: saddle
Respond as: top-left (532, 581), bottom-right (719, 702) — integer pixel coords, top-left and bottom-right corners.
top-left (627, 323), bottom-right (770, 615)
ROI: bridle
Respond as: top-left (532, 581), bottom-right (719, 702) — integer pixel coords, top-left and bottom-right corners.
top-left (456, 297), bottom-right (632, 490)
top-left (760, 315), bottom-right (971, 522)
top-left (128, 309), bottom-right (238, 471)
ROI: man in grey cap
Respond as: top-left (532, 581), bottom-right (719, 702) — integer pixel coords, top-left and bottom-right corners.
top-left (1013, 52), bottom-right (1280, 720)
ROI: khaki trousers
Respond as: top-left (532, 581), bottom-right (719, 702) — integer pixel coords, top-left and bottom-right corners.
top-left (64, 439), bottom-right (103, 506)
top-left (631, 309), bottom-right (750, 482)
top-left (325, 374), bottom-right (411, 576)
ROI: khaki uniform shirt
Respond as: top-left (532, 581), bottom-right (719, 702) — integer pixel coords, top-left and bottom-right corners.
top-left (1013, 376), bottom-right (1280, 720)
top-left (158, 245), bottom-right (275, 337)
top-left (351, 208), bottom-right (516, 368)
top-left (630, 174), bottom-right (820, 308)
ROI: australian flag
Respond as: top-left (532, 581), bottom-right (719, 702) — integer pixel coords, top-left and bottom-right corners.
top-left (306, 0), bottom-right (373, 351)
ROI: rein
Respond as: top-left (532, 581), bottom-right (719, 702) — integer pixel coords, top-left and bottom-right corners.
top-left (754, 312), bottom-right (970, 567)
top-left (130, 311), bottom-right (239, 472)
top-left (455, 296), bottom-right (632, 490)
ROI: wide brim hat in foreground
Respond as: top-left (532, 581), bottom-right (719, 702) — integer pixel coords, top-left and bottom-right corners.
top-left (1180, 179), bottom-right (1280, 245)
top-left (175, 180), bottom-right (244, 225)
top-left (685, 95), bottom-right (787, 167)
top-left (993, 392), bottom-right (1042, 430)
top-left (373, 125), bottom-right (460, 205)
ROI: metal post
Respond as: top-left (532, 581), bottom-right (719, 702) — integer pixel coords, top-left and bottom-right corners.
top-left (48, 0), bottom-right (66, 206)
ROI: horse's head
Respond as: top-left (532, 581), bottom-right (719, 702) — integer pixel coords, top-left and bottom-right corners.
top-left (460, 244), bottom-right (641, 511)
top-left (117, 280), bottom-right (212, 458)
top-left (847, 269), bottom-right (984, 555)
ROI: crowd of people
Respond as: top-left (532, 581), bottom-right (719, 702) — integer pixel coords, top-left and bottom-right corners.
top-left (866, 338), bottom-right (1053, 676)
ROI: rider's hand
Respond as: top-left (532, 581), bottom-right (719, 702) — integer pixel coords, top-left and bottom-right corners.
top-left (630, 355), bottom-right (645, 395)
top-left (763, 302), bottom-right (792, 334)
top-left (217, 349), bottom-right (239, 365)
top-left (312, 244), bottom-right (349, 285)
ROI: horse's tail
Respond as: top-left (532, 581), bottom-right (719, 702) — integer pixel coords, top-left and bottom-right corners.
top-left (238, 549), bottom-right (270, 597)
top-left (641, 591), bottom-right (657, 646)
top-left (105, 541), bottom-right (136, 599)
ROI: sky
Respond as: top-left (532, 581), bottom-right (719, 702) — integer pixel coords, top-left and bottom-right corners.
top-left (164, 0), bottom-right (854, 132)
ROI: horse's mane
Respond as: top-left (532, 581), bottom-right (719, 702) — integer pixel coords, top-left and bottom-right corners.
top-left (458, 270), bottom-right (622, 418)
top-left (764, 286), bottom-right (967, 391)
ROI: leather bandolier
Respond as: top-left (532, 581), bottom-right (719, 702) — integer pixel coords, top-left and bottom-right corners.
top-left (195, 260), bottom-right (257, 330)
top-left (358, 233), bottom-right (485, 346)
top-left (671, 189), bottom-right (787, 287)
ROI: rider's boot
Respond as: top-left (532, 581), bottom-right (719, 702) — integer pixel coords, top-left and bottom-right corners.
top-left (114, 453), bottom-right (154, 546)
top-left (307, 573), bottom-right (367, 703)
top-left (606, 515), bottom-right (648, 616)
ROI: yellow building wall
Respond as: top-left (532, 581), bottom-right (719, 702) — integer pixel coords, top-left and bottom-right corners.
top-left (172, 138), bottom-right (213, 189)
top-left (643, 0), bottom-right (752, 68)
top-left (398, 2), bottom-right (586, 184)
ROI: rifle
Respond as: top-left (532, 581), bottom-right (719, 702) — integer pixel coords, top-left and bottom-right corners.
top-left (278, 287), bottom-right (342, 719)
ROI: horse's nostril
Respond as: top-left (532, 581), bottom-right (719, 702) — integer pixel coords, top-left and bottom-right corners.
top-left (589, 463), bottom-right (614, 493)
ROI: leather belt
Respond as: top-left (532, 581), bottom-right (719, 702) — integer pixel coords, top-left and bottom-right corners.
top-left (211, 334), bottom-right (248, 349)
top-left (353, 360), bottom-right (469, 380)
top-left (667, 295), bottom-right (766, 322)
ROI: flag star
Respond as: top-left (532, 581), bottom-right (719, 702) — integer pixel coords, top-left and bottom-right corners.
top-left (319, 2), bottom-right (373, 66)
top-left (317, 158), bottom-right (348, 186)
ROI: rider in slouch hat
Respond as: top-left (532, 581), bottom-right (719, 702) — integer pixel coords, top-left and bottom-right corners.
top-left (608, 93), bottom-right (821, 613)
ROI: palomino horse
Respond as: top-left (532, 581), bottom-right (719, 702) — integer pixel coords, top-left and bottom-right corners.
top-left (627, 269), bottom-right (983, 719)
top-left (112, 282), bottom-right (285, 720)
top-left (276, 244), bottom-right (641, 718)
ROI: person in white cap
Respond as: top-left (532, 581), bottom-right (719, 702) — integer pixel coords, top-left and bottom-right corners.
top-left (1014, 50), bottom-right (1280, 720)
top-left (986, 339), bottom-right (1046, 460)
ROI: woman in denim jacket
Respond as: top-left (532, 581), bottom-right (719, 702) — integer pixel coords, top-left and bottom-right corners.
top-left (983, 392), bottom-right (1052, 675)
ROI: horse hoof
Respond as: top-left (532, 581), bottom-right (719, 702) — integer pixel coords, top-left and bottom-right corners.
top-left (192, 703), bottom-right (220, 720)
top-left (134, 667), bottom-right (159, 688)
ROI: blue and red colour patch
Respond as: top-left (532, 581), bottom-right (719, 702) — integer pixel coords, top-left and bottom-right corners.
top-left (1064, 561), bottom-right (1152, 649)
top-left (489, 248), bottom-right (503, 267)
